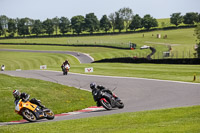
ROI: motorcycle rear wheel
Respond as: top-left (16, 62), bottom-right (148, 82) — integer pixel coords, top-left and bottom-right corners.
top-left (22, 109), bottom-right (37, 122)
top-left (100, 98), bottom-right (112, 110)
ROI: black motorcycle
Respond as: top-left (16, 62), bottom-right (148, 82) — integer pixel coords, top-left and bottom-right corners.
top-left (93, 89), bottom-right (124, 110)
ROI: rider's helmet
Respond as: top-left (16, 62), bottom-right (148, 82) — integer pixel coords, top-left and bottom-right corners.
top-left (13, 90), bottom-right (21, 99)
top-left (90, 82), bottom-right (96, 90)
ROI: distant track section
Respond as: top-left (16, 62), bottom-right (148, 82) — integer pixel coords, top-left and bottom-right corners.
top-left (0, 49), bottom-right (93, 64)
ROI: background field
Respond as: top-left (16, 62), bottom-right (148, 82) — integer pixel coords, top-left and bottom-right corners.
top-left (0, 28), bottom-right (197, 58)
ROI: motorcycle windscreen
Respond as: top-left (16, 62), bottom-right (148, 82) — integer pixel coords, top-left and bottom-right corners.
top-left (15, 100), bottom-right (21, 111)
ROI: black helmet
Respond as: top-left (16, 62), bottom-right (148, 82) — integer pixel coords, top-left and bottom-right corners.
top-left (13, 90), bottom-right (21, 99)
top-left (90, 82), bottom-right (96, 90)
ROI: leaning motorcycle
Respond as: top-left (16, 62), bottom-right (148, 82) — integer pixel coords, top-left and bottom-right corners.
top-left (62, 64), bottom-right (70, 75)
top-left (14, 99), bottom-right (54, 122)
top-left (96, 91), bottom-right (124, 110)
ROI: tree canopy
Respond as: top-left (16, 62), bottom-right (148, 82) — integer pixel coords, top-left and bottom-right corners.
top-left (71, 15), bottom-right (85, 35)
top-left (170, 13), bottom-right (183, 26)
top-left (100, 15), bottom-right (111, 33)
top-left (129, 14), bottom-right (142, 31)
top-left (84, 13), bottom-right (99, 34)
top-left (142, 14), bottom-right (158, 30)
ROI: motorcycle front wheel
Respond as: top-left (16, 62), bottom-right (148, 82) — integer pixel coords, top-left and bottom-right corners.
top-left (117, 101), bottom-right (124, 109)
top-left (100, 98), bottom-right (112, 110)
top-left (45, 109), bottom-right (55, 120)
top-left (22, 109), bottom-right (37, 122)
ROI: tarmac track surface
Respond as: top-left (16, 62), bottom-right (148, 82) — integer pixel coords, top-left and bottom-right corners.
top-left (0, 70), bottom-right (200, 125)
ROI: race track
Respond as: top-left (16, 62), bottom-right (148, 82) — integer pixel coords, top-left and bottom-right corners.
top-left (0, 49), bottom-right (200, 125)
top-left (0, 70), bottom-right (200, 124)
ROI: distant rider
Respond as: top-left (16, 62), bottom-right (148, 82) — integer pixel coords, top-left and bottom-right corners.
top-left (90, 82), bottom-right (113, 107)
top-left (1, 65), bottom-right (5, 71)
top-left (61, 60), bottom-right (70, 71)
top-left (13, 90), bottom-right (45, 109)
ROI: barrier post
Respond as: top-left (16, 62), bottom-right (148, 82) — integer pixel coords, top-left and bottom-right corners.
top-left (193, 73), bottom-right (196, 81)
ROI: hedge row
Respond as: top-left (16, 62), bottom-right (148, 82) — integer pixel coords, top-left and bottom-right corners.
top-left (0, 25), bottom-right (196, 40)
top-left (0, 43), bottom-right (130, 49)
top-left (93, 57), bottom-right (200, 64)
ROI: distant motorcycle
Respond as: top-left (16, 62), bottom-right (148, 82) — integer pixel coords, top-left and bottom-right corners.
top-left (14, 99), bottom-right (54, 122)
top-left (62, 64), bottom-right (70, 75)
top-left (93, 89), bottom-right (124, 110)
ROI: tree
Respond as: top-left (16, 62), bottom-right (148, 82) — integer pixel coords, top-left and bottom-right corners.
top-left (52, 16), bottom-right (59, 35)
top-left (7, 19), bottom-right (17, 37)
top-left (31, 20), bottom-right (43, 36)
top-left (108, 13), bottom-right (116, 32)
top-left (129, 14), bottom-right (142, 31)
top-left (118, 7), bottom-right (133, 32)
top-left (84, 13), bottom-right (99, 34)
top-left (195, 24), bottom-right (200, 57)
top-left (183, 12), bottom-right (199, 25)
top-left (198, 13), bottom-right (200, 23)
top-left (0, 21), bottom-right (3, 36)
top-left (43, 19), bottom-right (54, 36)
top-left (142, 14), bottom-right (158, 30)
top-left (17, 18), bottom-right (30, 37)
top-left (0, 15), bottom-right (9, 37)
top-left (59, 17), bottom-right (70, 35)
top-left (71, 15), bottom-right (85, 35)
top-left (100, 15), bottom-right (111, 33)
top-left (115, 12), bottom-right (124, 32)
top-left (170, 13), bottom-right (183, 26)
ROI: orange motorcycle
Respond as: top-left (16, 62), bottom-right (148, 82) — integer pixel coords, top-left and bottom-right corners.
top-left (15, 99), bottom-right (54, 122)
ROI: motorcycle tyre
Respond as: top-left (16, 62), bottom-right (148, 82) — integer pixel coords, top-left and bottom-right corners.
top-left (22, 109), bottom-right (37, 122)
top-left (100, 98), bottom-right (112, 110)
top-left (45, 109), bottom-right (55, 120)
top-left (117, 101), bottom-right (124, 109)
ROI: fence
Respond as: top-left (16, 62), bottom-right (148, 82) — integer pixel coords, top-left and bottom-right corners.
top-left (114, 50), bottom-right (198, 59)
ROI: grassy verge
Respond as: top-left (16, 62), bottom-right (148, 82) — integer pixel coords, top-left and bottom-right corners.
top-left (0, 74), bottom-right (95, 122)
top-left (70, 63), bottom-right (200, 83)
top-left (0, 51), bottom-right (80, 70)
top-left (0, 51), bottom-right (200, 83)
top-left (0, 45), bottom-right (153, 61)
top-left (1, 105), bottom-right (200, 132)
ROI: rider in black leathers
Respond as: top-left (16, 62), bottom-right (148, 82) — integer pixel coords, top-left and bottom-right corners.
top-left (13, 90), bottom-right (45, 109)
top-left (90, 83), bottom-right (113, 107)
top-left (61, 60), bottom-right (70, 72)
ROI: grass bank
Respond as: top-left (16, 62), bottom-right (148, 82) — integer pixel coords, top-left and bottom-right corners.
top-left (0, 74), bottom-right (95, 122)
top-left (1, 105), bottom-right (200, 132)
top-left (0, 51), bottom-right (200, 83)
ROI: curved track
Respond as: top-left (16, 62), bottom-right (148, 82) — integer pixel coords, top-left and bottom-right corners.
top-left (0, 49), bottom-right (200, 125)
top-left (0, 49), bottom-right (94, 63)
top-left (0, 70), bottom-right (200, 125)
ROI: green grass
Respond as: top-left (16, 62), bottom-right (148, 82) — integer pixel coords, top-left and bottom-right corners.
top-left (0, 45), bottom-right (153, 61)
top-left (69, 63), bottom-right (200, 83)
top-left (0, 74), bottom-right (95, 122)
top-left (0, 28), bottom-right (197, 58)
top-left (0, 51), bottom-right (200, 83)
top-left (1, 105), bottom-right (200, 133)
top-left (0, 51), bottom-right (80, 70)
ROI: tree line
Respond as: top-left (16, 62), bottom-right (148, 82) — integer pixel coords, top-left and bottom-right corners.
top-left (0, 7), bottom-right (200, 37)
